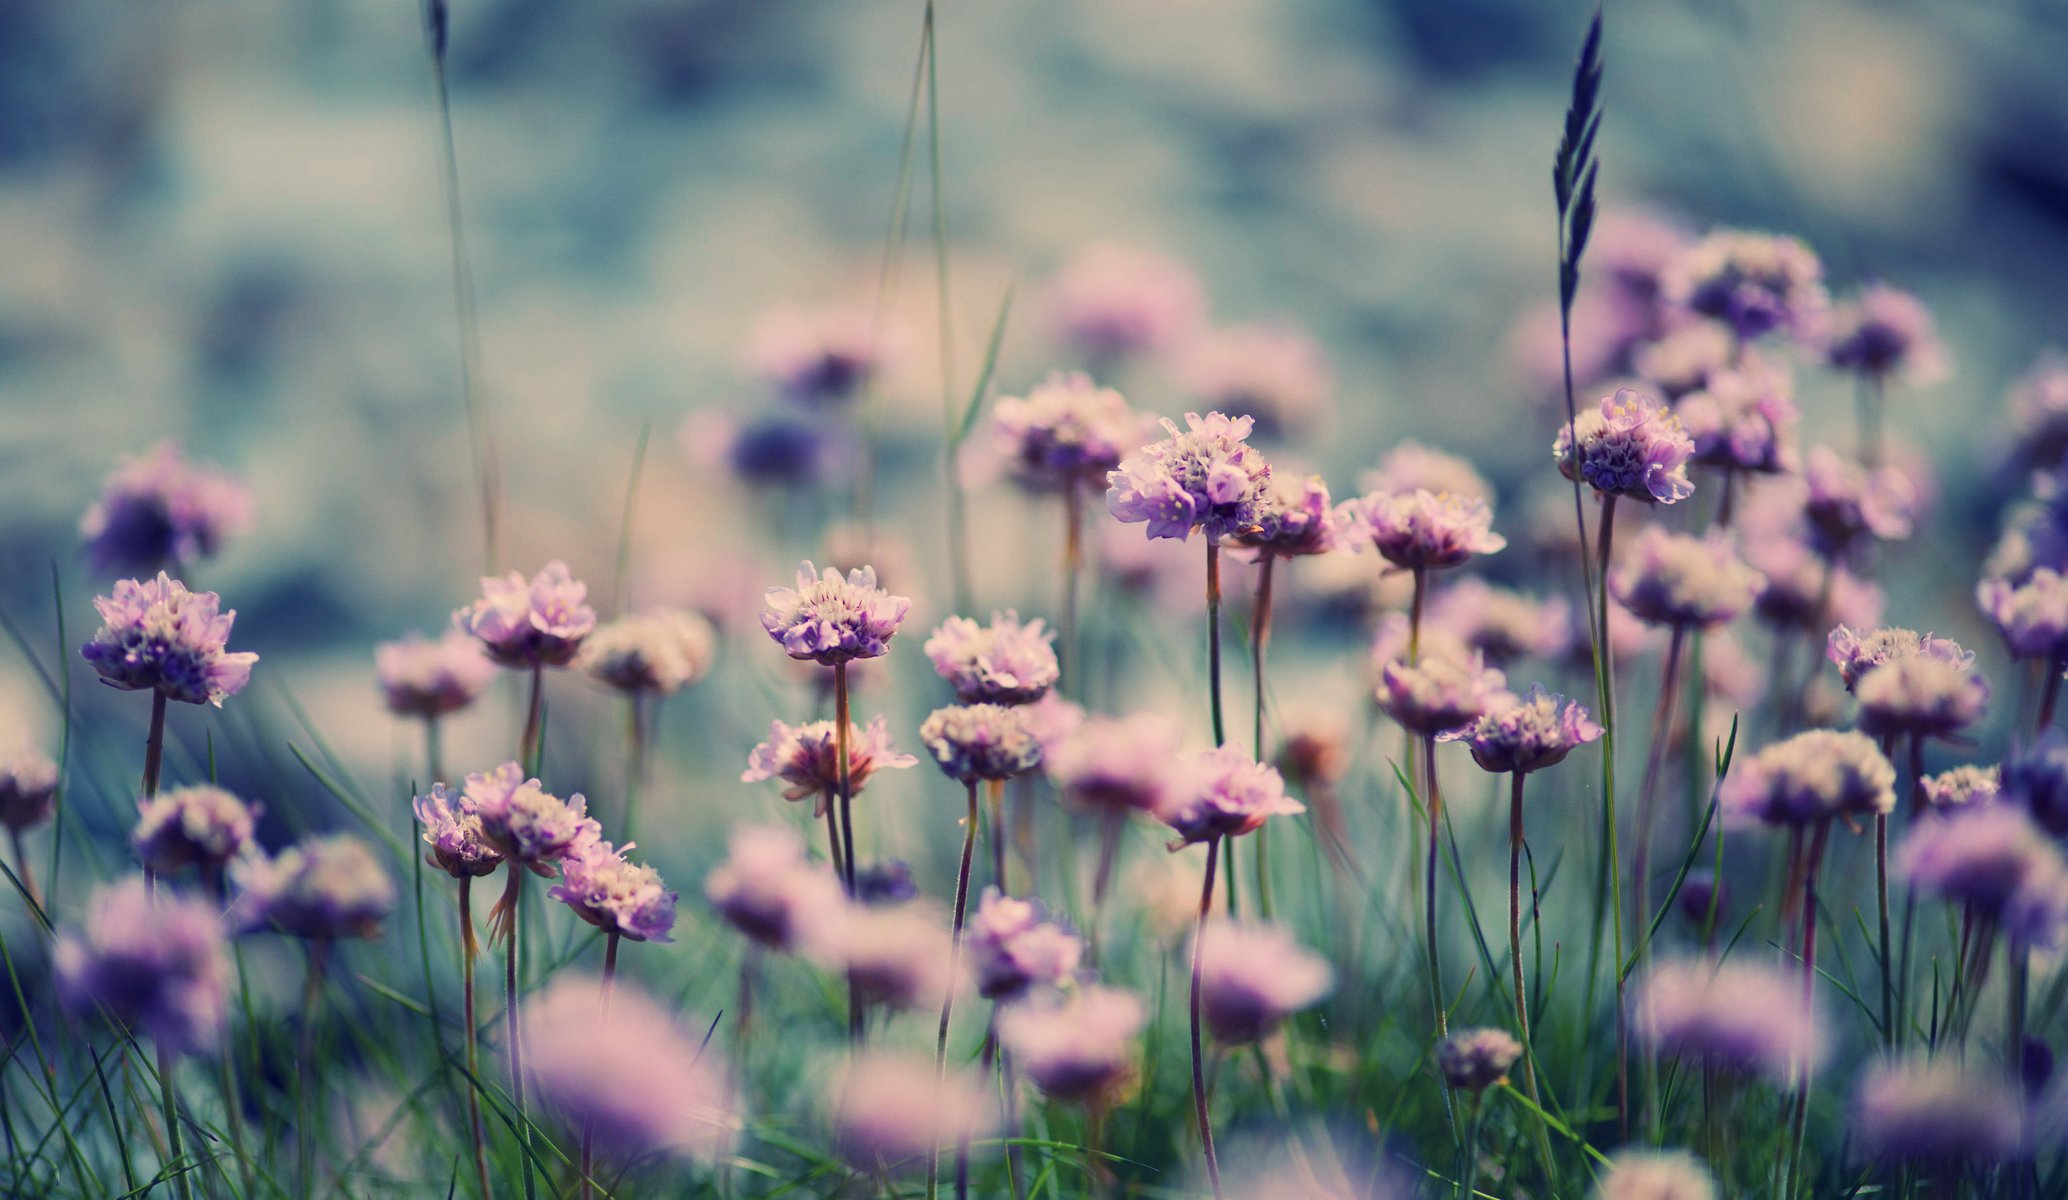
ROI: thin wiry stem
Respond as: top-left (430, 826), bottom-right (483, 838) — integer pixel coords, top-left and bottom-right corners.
top-left (1207, 542), bottom-right (1237, 917)
top-left (1510, 772), bottom-right (1558, 1184)
top-left (835, 663), bottom-right (864, 1044)
top-left (929, 781), bottom-right (981, 1200)
top-left (519, 666), bottom-right (544, 777)
top-left (1784, 819), bottom-right (1833, 1200)
top-left (297, 938), bottom-right (332, 1200)
top-left (1252, 555), bottom-right (1276, 919)
top-left (579, 932), bottom-right (622, 1200)
top-left (502, 871), bottom-right (536, 1200)
top-left (459, 879), bottom-right (492, 1200)
top-left (1188, 836), bottom-right (1225, 1199)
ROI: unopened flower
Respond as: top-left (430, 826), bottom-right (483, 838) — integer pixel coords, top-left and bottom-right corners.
top-left (454, 561), bottom-right (598, 669)
top-left (1634, 958), bottom-right (1821, 1083)
top-left (1854, 655), bottom-right (1989, 740)
top-left (55, 877), bottom-right (230, 1056)
top-left (1106, 411), bottom-right (1273, 542)
top-left (0, 750), bottom-right (59, 833)
top-left (746, 305), bottom-right (885, 406)
top-left (376, 630), bottom-right (497, 718)
top-left (81, 441), bottom-right (251, 577)
top-left (1827, 625), bottom-right (1972, 692)
top-left (1852, 1057), bottom-right (2027, 1165)
top-left (132, 785), bottom-right (256, 876)
top-left (1048, 712), bottom-right (1182, 816)
top-left (831, 1051), bottom-right (995, 1169)
top-left (1979, 569), bottom-right (2068, 664)
top-left (1591, 1150), bottom-right (1718, 1200)
top-left (1175, 323), bottom-right (1332, 439)
top-left (1378, 649), bottom-right (1508, 737)
top-left (1438, 684), bottom-right (1601, 775)
top-left (742, 716), bottom-right (916, 813)
top-left (760, 561), bottom-right (911, 666)
top-left (807, 904), bottom-right (956, 1011)
top-left (1436, 1028), bottom-right (1522, 1092)
top-left (413, 783), bottom-right (503, 878)
top-left (551, 838), bottom-right (678, 943)
top-left (1825, 284), bottom-right (1948, 385)
top-left (1196, 919), bottom-right (1333, 1042)
top-left (965, 889), bottom-right (1082, 1000)
top-left (1335, 488), bottom-right (1505, 571)
top-left (1360, 442), bottom-right (1491, 502)
top-left (919, 704), bottom-right (1044, 783)
top-left (923, 612), bottom-right (1059, 705)
top-left (1047, 243), bottom-right (1204, 362)
top-left (998, 984), bottom-right (1146, 1102)
top-left (1675, 359), bottom-right (1798, 474)
top-left (231, 834), bottom-right (396, 940)
top-left (1156, 745), bottom-right (1303, 847)
top-left (703, 825), bottom-right (845, 953)
top-left (2004, 733), bottom-right (2068, 838)
top-left (80, 573), bottom-right (258, 707)
top-left (1664, 230), bottom-right (1828, 341)
top-left (1721, 729), bottom-right (1896, 827)
top-left (1426, 579), bottom-right (1571, 664)
top-left (523, 975), bottom-right (733, 1160)
top-left (1802, 447), bottom-right (1918, 557)
top-left (1921, 764), bottom-right (2001, 810)
top-left (577, 608), bottom-right (717, 695)
top-left (1610, 527), bottom-right (1762, 628)
top-left (991, 371), bottom-right (1149, 492)
top-left (1231, 474), bottom-right (1339, 559)
top-left (1897, 805), bottom-right (2068, 947)
top-left (1553, 388), bottom-right (1696, 505)
top-left (462, 762), bottom-right (598, 866)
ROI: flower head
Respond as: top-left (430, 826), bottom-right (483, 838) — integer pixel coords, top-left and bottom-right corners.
top-left (1802, 447), bottom-right (1918, 557)
top-left (2005, 733), bottom-right (2068, 837)
top-left (742, 716), bottom-right (916, 813)
top-left (375, 630), bottom-right (497, 718)
top-left (1664, 230), bottom-right (1828, 341)
top-left (1979, 569), bottom-right (2068, 664)
top-left (918, 704), bottom-right (1044, 784)
top-left (1231, 474), bottom-right (1339, 559)
top-left (1156, 745), bottom-right (1303, 846)
top-left (1017, 692), bottom-right (1086, 755)
top-left (1378, 649), bottom-right (1508, 737)
top-left (1048, 712), bottom-right (1183, 816)
top-left (703, 825), bottom-right (845, 953)
top-left (1721, 729), bottom-right (1897, 827)
top-left (1046, 243), bottom-right (1204, 362)
top-left (966, 889), bottom-right (1082, 1000)
top-left (1633, 321), bottom-right (1739, 399)
top-left (1897, 805), bottom-right (2068, 947)
top-left (462, 762), bottom-right (598, 866)
top-left (1552, 388), bottom-right (1696, 505)
top-left (1175, 323), bottom-right (1333, 440)
top-left (1610, 527), bottom-right (1762, 628)
top-left (830, 1052), bottom-right (996, 1170)
top-left (1361, 442), bottom-right (1491, 502)
top-left (80, 573), bottom-right (258, 706)
top-left (2009, 353), bottom-right (2068, 471)
top-left (523, 975), bottom-right (733, 1160)
top-left (1854, 655), bottom-right (1990, 740)
top-left (550, 838), bottom-right (678, 943)
top-left (55, 877), bottom-right (230, 1056)
top-left (1852, 1057), bottom-right (2027, 1165)
top-left (1827, 625), bottom-right (1972, 692)
top-left (1196, 919), bottom-right (1333, 1042)
top-left (998, 985), bottom-right (1146, 1102)
top-left (231, 834), bottom-right (395, 940)
top-left (454, 561), bottom-right (598, 669)
top-left (806, 904), bottom-right (956, 1011)
top-left (413, 783), bottom-right (504, 878)
top-left (1106, 412), bottom-right (1273, 542)
top-left (1921, 764), bottom-right (2001, 810)
top-left (1634, 958), bottom-right (1821, 1083)
top-left (760, 561), bottom-right (911, 665)
top-left (1436, 1028), bottom-right (1523, 1092)
top-left (1426, 579), bottom-right (1571, 664)
top-left (577, 608), bottom-right (717, 695)
top-left (1746, 534), bottom-right (1882, 632)
top-left (1675, 359), bottom-right (1799, 474)
top-left (1438, 684), bottom-right (1602, 775)
top-left (1825, 284), bottom-right (1947, 385)
top-left (1591, 1150), bottom-right (1719, 1200)
top-left (0, 749), bottom-right (59, 833)
top-left (923, 612), bottom-right (1059, 705)
top-left (746, 305), bottom-right (885, 406)
top-left (991, 371), bottom-right (1150, 492)
top-left (1334, 488), bottom-right (1505, 570)
top-left (132, 785), bottom-right (257, 876)
top-left (81, 441), bottom-right (251, 577)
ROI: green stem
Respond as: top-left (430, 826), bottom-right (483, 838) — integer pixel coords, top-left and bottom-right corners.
top-left (1252, 555), bottom-right (1276, 920)
top-left (298, 938), bottom-right (331, 1200)
top-left (519, 665), bottom-right (544, 776)
top-left (1784, 819), bottom-right (1833, 1200)
top-left (1510, 772), bottom-right (1558, 1185)
top-left (1188, 836), bottom-right (1225, 1200)
top-left (460, 879), bottom-right (492, 1200)
top-left (579, 932), bottom-right (621, 1200)
top-left (929, 781), bottom-right (981, 1200)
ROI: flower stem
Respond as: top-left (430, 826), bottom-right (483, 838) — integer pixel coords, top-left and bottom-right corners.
top-left (579, 932), bottom-right (621, 1200)
top-left (298, 938), bottom-right (331, 1199)
top-left (154, 1042), bottom-right (194, 1200)
top-left (1188, 835), bottom-right (1225, 1200)
top-left (424, 713), bottom-right (444, 786)
top-left (1408, 564), bottom-right (1427, 665)
top-left (2040, 657), bottom-right (2062, 732)
top-left (623, 691), bottom-right (648, 844)
top-left (1784, 819), bottom-right (1833, 1200)
top-left (1584, 493), bottom-right (1627, 1141)
top-left (143, 689), bottom-right (168, 799)
top-left (1423, 734), bottom-right (1449, 1044)
top-left (519, 665), bottom-right (544, 776)
top-left (1062, 485), bottom-right (1083, 700)
top-left (835, 662), bottom-right (864, 1044)
top-left (929, 781), bottom-right (981, 1200)
top-left (7, 829), bottom-right (37, 911)
top-left (504, 872), bottom-right (536, 1200)
top-left (459, 879), bottom-right (492, 1200)
top-left (1206, 541), bottom-right (1237, 917)
top-left (989, 779), bottom-right (1007, 895)
top-left (214, 1034), bottom-right (257, 1200)
top-left (1630, 622), bottom-right (1687, 980)
top-left (1509, 772), bottom-right (1558, 1184)
top-left (1252, 555), bottom-right (1276, 920)
top-left (1088, 812), bottom-right (1123, 968)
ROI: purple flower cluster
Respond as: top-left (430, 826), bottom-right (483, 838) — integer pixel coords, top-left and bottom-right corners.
top-left (1663, 230), bottom-right (1828, 341)
top-left (923, 612), bottom-right (1060, 704)
top-left (1552, 388), bottom-right (1696, 505)
top-left (1427, 579), bottom-right (1571, 664)
top-left (1921, 764), bottom-right (2001, 810)
top-left (577, 607), bottom-right (717, 695)
top-left (807, 903), bottom-right (955, 1011)
top-left (1896, 804), bottom-right (2068, 947)
top-left (375, 630), bottom-right (497, 718)
top-left (1675, 359), bottom-right (1799, 474)
top-left (454, 561), bottom-right (598, 669)
top-left (80, 573), bottom-right (259, 707)
top-left (1047, 712), bottom-right (1182, 815)
top-left (1609, 527), bottom-right (1762, 629)
top-left (1438, 685), bottom-right (1601, 775)
top-left (550, 838), bottom-right (679, 943)
top-left (1046, 242), bottom-right (1205, 362)
top-left (1378, 648), bottom-right (1508, 737)
top-left (1721, 729), bottom-right (1897, 827)
top-left (2004, 733), bottom-right (2068, 837)
top-left (414, 784), bottom-right (504, 878)
top-left (522, 975), bottom-right (733, 1160)
top-left (1195, 918), bottom-right (1333, 1042)
top-left (1634, 958), bottom-right (1821, 1083)
top-left (965, 889), bottom-right (1082, 1000)
top-left (746, 305), bottom-right (885, 407)
top-left (997, 984), bottom-right (1146, 1102)
top-left (0, 750), bottom-right (59, 832)
top-left (831, 1051), bottom-right (995, 1168)
top-left (2009, 353), bottom-right (2068, 471)
top-left (742, 716), bottom-right (916, 812)
top-left (231, 834), bottom-right (396, 940)
top-left (1175, 323), bottom-right (1333, 440)
top-left (1435, 1027), bottom-right (1523, 1092)
top-left (992, 371), bottom-right (1151, 492)
top-left (1851, 1057), bottom-right (2027, 1165)
top-left (918, 704), bottom-right (1044, 784)
top-left (1801, 447), bottom-right (1919, 558)
top-left (1106, 411), bottom-right (1272, 542)
top-left (1156, 745), bottom-right (1304, 846)
top-left (1977, 568), bottom-right (2068, 664)
top-left (760, 560), bottom-right (911, 665)
top-left (55, 876), bottom-right (231, 1056)
top-left (1825, 284), bottom-right (1948, 385)
top-left (461, 762), bottom-right (599, 867)
top-left (81, 441), bottom-right (252, 577)
top-left (1826, 625), bottom-right (1972, 692)
top-left (1232, 474), bottom-right (1339, 559)
top-left (1854, 653), bottom-right (1990, 741)
top-left (1334, 487), bottom-right (1505, 570)
top-left (132, 785), bottom-right (257, 876)
top-left (703, 824), bottom-right (844, 952)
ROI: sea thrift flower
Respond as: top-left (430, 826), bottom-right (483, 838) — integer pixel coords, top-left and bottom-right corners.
top-left (1802, 447), bottom-right (1918, 557)
top-left (853, 860), bottom-right (920, 906)
top-left (132, 785), bottom-right (256, 876)
top-left (1632, 321), bottom-right (1738, 399)
top-left (1426, 579), bottom-right (1571, 664)
top-left (1825, 284), bottom-right (1948, 385)
top-left (80, 441), bottom-right (252, 577)
top-left (966, 889), bottom-right (1082, 1000)
top-left (1194, 919), bottom-right (1333, 1042)
top-left (1377, 649), bottom-right (1508, 737)
top-left (1634, 958), bottom-right (1821, 1083)
top-left (1048, 712), bottom-right (1183, 815)
top-left (808, 904), bottom-right (956, 1011)
top-left (1921, 764), bottom-right (2001, 810)
top-left (231, 835), bottom-right (395, 940)
top-left (760, 561), bottom-right (910, 665)
top-left (1334, 487), bottom-right (1505, 570)
top-left (413, 783), bottom-right (504, 878)
top-left (576, 608), bottom-right (717, 695)
top-left (1747, 537), bottom-right (1882, 631)
top-left (742, 716), bottom-right (917, 813)
top-left (2004, 733), bottom-right (2068, 838)
top-left (80, 573), bottom-right (258, 706)
top-left (1854, 654), bottom-right (1990, 740)
top-left (991, 371), bottom-right (1148, 492)
top-left (523, 975), bottom-right (733, 1160)
top-left (746, 305), bottom-right (885, 406)
top-left (2009, 353), bottom-right (2068, 470)
top-left (1046, 242), bottom-right (1205, 362)
top-left (1175, 323), bottom-right (1333, 439)
top-left (1852, 1057), bottom-right (2028, 1164)
top-left (1436, 1028), bottom-right (1523, 1092)
top-left (923, 612), bottom-right (1059, 705)
top-left (1156, 745), bottom-right (1304, 847)
top-left (1360, 442), bottom-right (1492, 502)
top-left (1827, 625), bottom-right (1973, 692)
top-left (1721, 729), bottom-right (1897, 827)
top-left (54, 877), bottom-right (230, 1056)
top-left (1231, 474), bottom-right (1339, 559)
top-left (1978, 568), bottom-right (2068, 663)
top-left (918, 704), bottom-right (1044, 783)
top-left (831, 1052), bottom-right (995, 1169)
top-left (687, 410), bottom-right (826, 487)
top-left (1674, 359), bottom-right (1799, 473)
top-left (375, 630), bottom-right (497, 717)
top-left (1438, 685), bottom-right (1602, 775)
top-left (1897, 805), bottom-right (2068, 947)
top-left (1663, 230), bottom-right (1828, 341)
top-left (0, 750), bottom-right (58, 832)
top-left (551, 838), bottom-right (678, 943)
top-left (1369, 611), bottom-right (1471, 677)
top-left (1017, 692), bottom-right (1086, 755)
top-left (1592, 1150), bottom-right (1719, 1200)
top-left (461, 762), bottom-right (598, 867)
top-left (1106, 411), bottom-right (1273, 542)
top-left (703, 825), bottom-right (844, 952)
top-left (1610, 527), bottom-right (1762, 628)
top-left (1552, 388), bottom-right (1697, 505)
top-left (997, 984), bottom-right (1146, 1101)
top-left (454, 561), bottom-right (598, 669)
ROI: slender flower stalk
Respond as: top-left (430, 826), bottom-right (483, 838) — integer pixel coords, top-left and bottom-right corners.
top-left (1251, 555), bottom-right (1276, 917)
top-left (1511, 772), bottom-right (1555, 1177)
top-left (1188, 835), bottom-right (1225, 1199)
top-left (577, 931), bottom-right (623, 1200)
top-left (1783, 819), bottom-right (1833, 1200)
top-left (519, 665), bottom-right (544, 775)
top-left (1629, 621), bottom-right (1687, 964)
top-left (927, 781), bottom-right (981, 1200)
top-left (459, 878), bottom-right (491, 1200)
top-left (297, 938), bottom-right (331, 1195)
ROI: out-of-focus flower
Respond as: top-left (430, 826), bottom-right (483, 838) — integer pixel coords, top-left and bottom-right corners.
top-left (1369, 611), bottom-right (1472, 677)
top-left (1046, 243), bottom-right (1205, 363)
top-left (1978, 569), bottom-right (2068, 664)
top-left (2008, 353), bottom-right (2068, 471)
top-left (1426, 579), bottom-right (1571, 665)
top-left (80, 441), bottom-right (251, 577)
top-left (80, 573), bottom-right (258, 707)
top-left (807, 904), bottom-right (956, 1012)
top-left (1634, 958), bottom-right (1821, 1083)
top-left (1107, 412), bottom-right (1273, 542)
top-left (991, 371), bottom-right (1149, 493)
top-left (132, 785), bottom-right (256, 877)
top-left (1195, 919), bottom-right (1332, 1042)
top-left (1334, 488), bottom-right (1505, 571)
top-left (966, 889), bottom-right (1082, 1000)
top-left (830, 1051), bottom-right (995, 1169)
top-left (1825, 284), bottom-right (1948, 386)
top-left (1746, 536), bottom-right (1882, 632)
top-left (376, 630), bottom-right (497, 718)
top-left (1048, 712), bottom-right (1182, 816)
top-left (923, 612), bottom-right (1059, 705)
top-left (1610, 527), bottom-right (1762, 628)
top-left (1827, 625), bottom-right (1973, 692)
top-left (1231, 474), bottom-right (1339, 560)
top-left (703, 825), bottom-right (845, 953)
top-left (1852, 1057), bottom-right (2027, 1165)
top-left (1017, 692), bottom-right (1086, 756)
top-left (746, 305), bottom-right (886, 407)
top-left (1156, 745), bottom-right (1303, 847)
top-left (760, 561), bottom-right (911, 666)
top-left (1922, 765), bottom-right (2001, 810)
top-left (742, 716), bottom-right (917, 813)
top-left (55, 877), bottom-right (230, 1056)
top-left (1676, 871), bottom-right (1727, 928)
top-left (1663, 230), bottom-right (1828, 341)
top-left (1378, 649), bottom-right (1508, 737)
top-left (550, 838), bottom-right (677, 943)
top-left (1591, 1150), bottom-right (1719, 1200)
top-left (683, 410), bottom-right (829, 488)
top-left (0, 750), bottom-right (59, 833)
top-left (523, 975), bottom-right (733, 1161)
top-left (2004, 733), bottom-right (2068, 838)
top-left (918, 704), bottom-right (1044, 783)
top-left (1438, 685), bottom-right (1601, 775)
top-left (1802, 447), bottom-right (1918, 558)
top-left (454, 561), bottom-right (598, 670)
top-left (413, 783), bottom-right (504, 879)
top-left (853, 860), bottom-right (919, 907)
top-left (1436, 1028), bottom-right (1522, 1092)
top-left (1854, 655), bottom-right (1990, 741)
top-left (1675, 359), bottom-right (1798, 474)
top-left (1721, 729), bottom-right (1896, 827)
top-left (577, 608), bottom-right (717, 695)
top-left (231, 835), bottom-right (395, 940)
top-left (1175, 323), bottom-right (1333, 440)
top-left (461, 762), bottom-right (598, 867)
top-left (1897, 805), bottom-right (2068, 948)
top-left (1633, 321), bottom-right (1738, 400)
top-left (1359, 442), bottom-right (1491, 502)
top-left (998, 984), bottom-right (1145, 1102)
top-left (1553, 388), bottom-right (1696, 505)
top-left (1274, 707), bottom-right (1352, 790)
